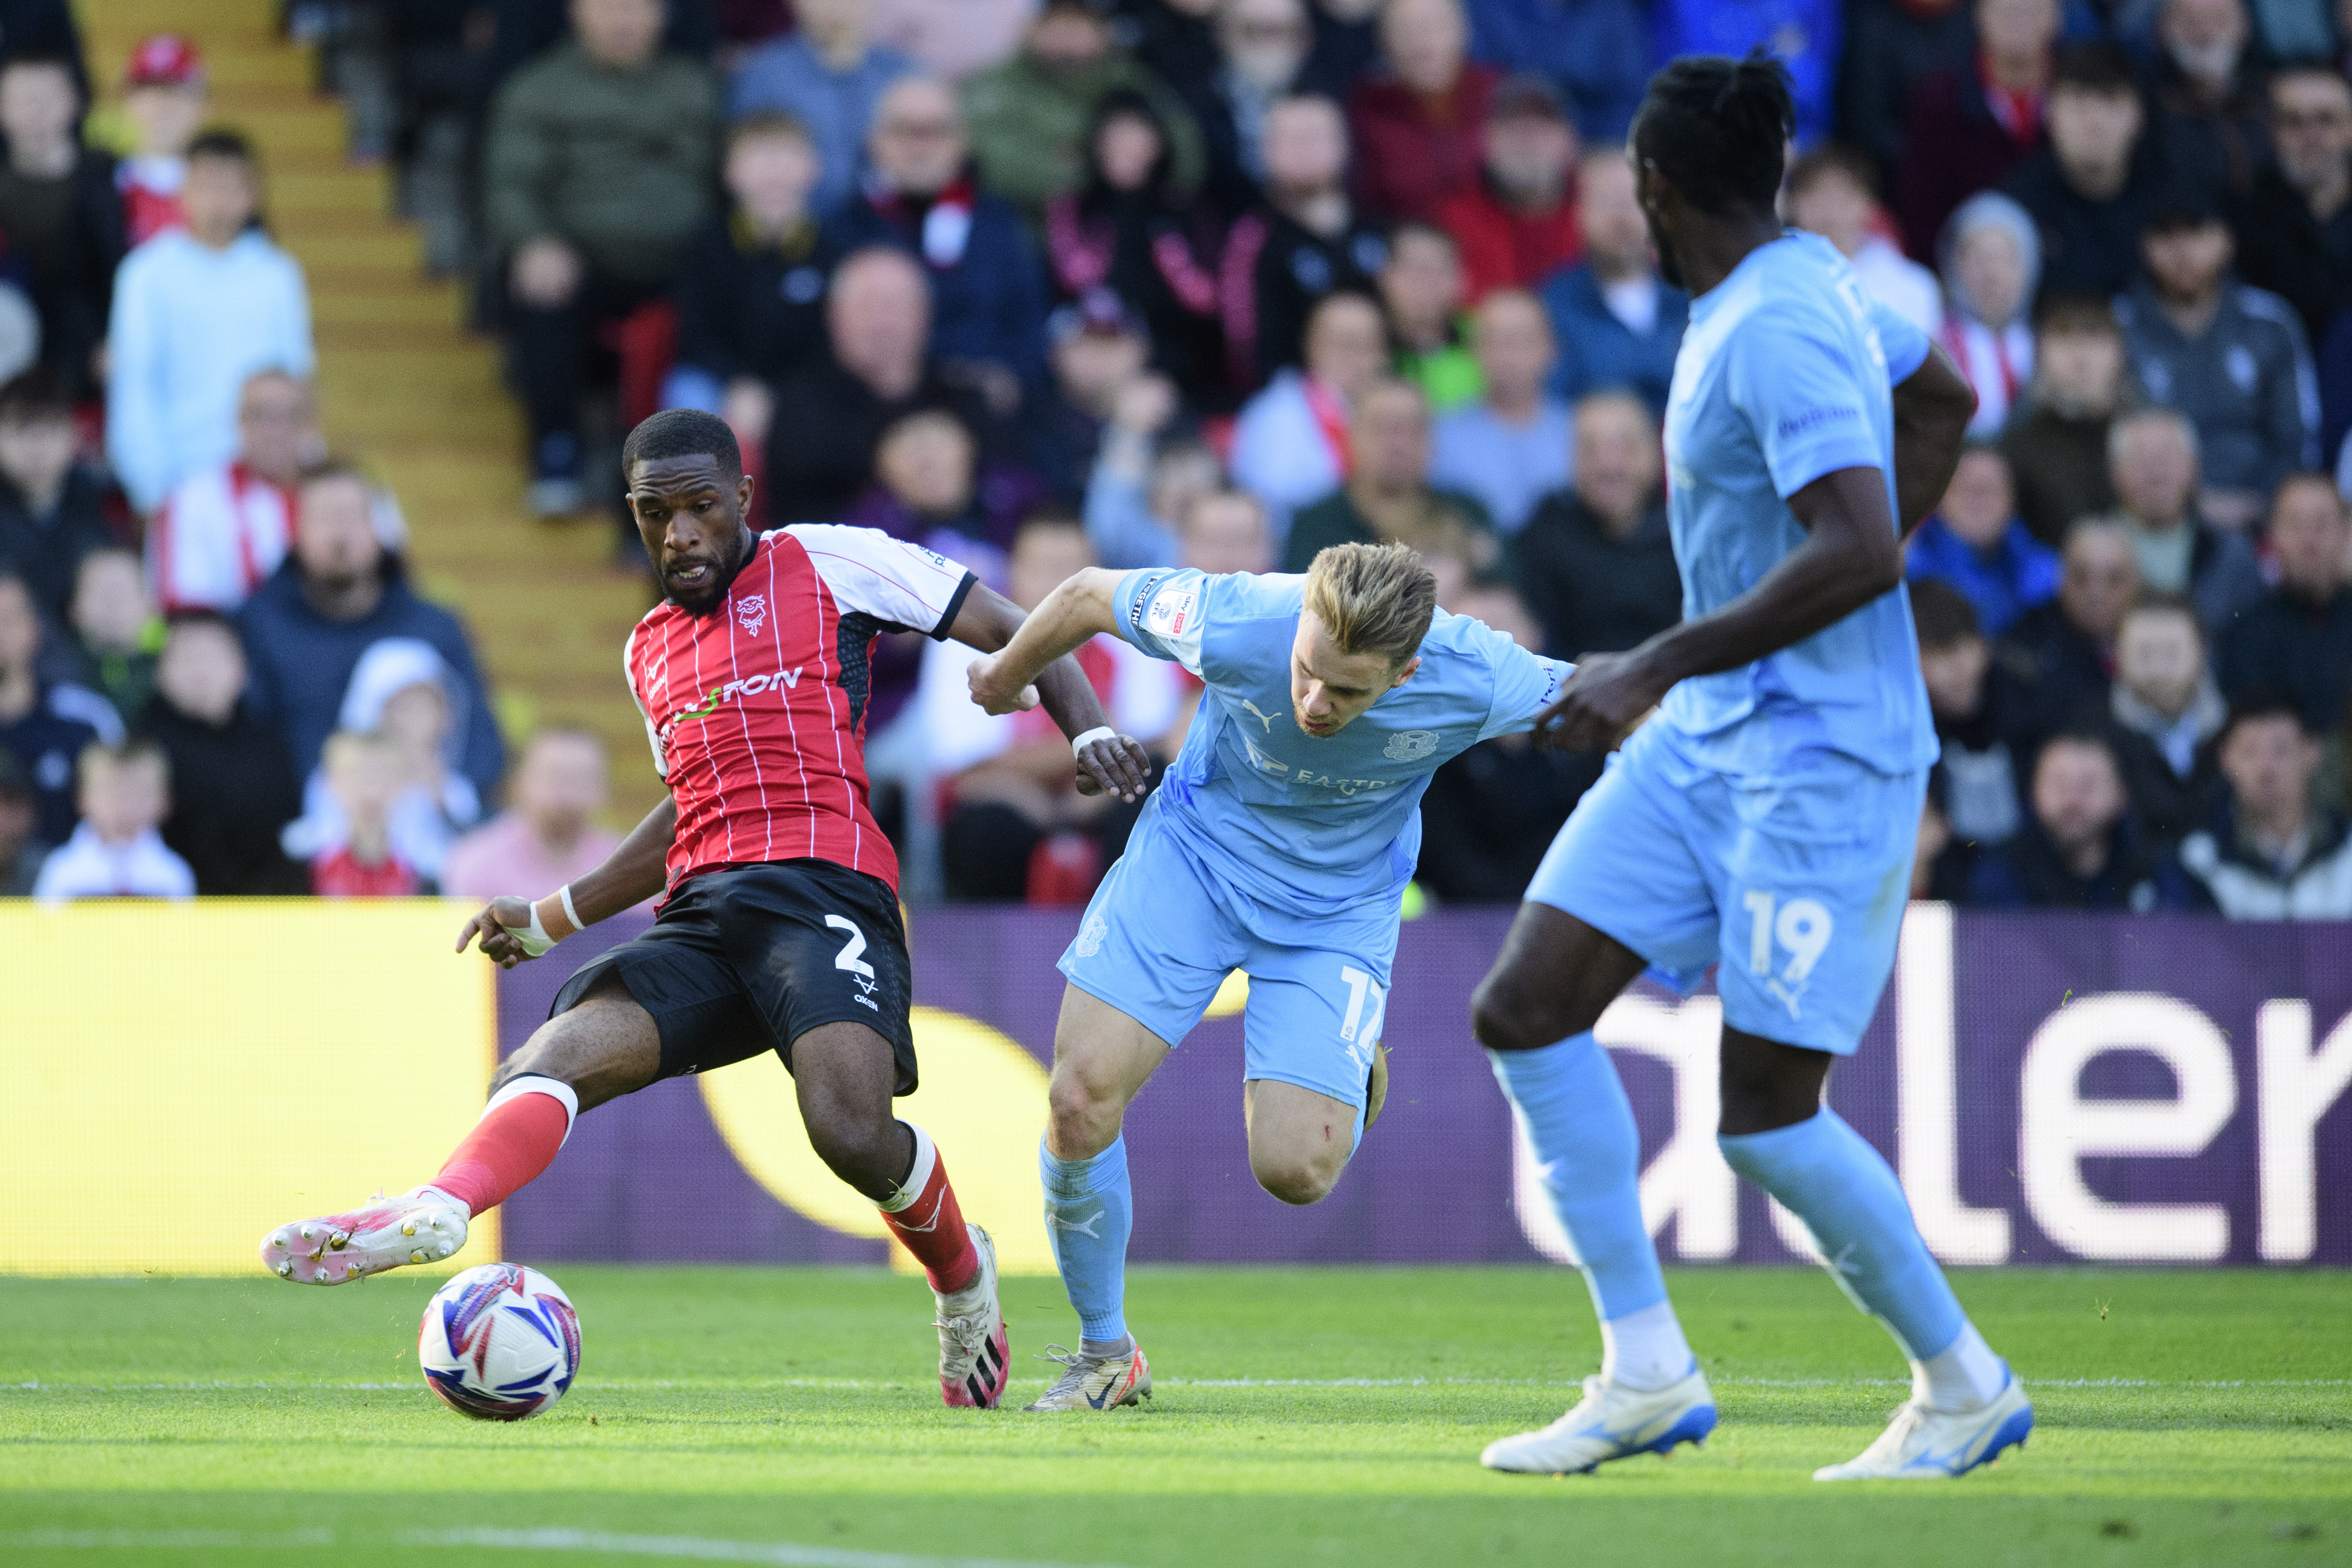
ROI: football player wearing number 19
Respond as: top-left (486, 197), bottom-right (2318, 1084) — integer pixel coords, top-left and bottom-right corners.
top-left (258, 411), bottom-right (1155, 1412)
top-left (1471, 56), bottom-right (2030, 1480)
top-left (965, 534), bottom-right (1574, 1411)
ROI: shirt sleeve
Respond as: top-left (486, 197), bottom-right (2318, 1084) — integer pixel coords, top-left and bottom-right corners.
top-left (1872, 297), bottom-right (1931, 385)
top-left (1112, 566), bottom-right (1211, 675)
top-left (785, 523), bottom-right (977, 637)
top-left (1730, 304), bottom-right (1892, 501)
top-left (1474, 626), bottom-right (1575, 741)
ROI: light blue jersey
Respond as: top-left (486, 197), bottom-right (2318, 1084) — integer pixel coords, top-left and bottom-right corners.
top-left (1658, 229), bottom-right (1937, 779)
top-left (1059, 568), bottom-right (1569, 1100)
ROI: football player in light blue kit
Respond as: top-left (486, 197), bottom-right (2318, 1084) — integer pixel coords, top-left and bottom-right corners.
top-left (1471, 55), bottom-right (2034, 1480)
top-left (966, 534), bottom-right (1570, 1411)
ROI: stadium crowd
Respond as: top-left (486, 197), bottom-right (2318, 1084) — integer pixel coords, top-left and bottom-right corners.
top-left (4, 0), bottom-right (2352, 919)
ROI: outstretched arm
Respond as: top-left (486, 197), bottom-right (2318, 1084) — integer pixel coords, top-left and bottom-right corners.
top-left (949, 574), bottom-right (1152, 801)
top-left (457, 794), bottom-right (679, 968)
top-left (1890, 342), bottom-right (1977, 538)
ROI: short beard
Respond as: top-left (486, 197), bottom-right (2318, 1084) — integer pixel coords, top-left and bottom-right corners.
top-left (664, 537), bottom-right (749, 616)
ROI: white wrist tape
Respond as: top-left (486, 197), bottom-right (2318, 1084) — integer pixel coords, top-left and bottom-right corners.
top-left (515, 901), bottom-right (556, 958)
top-left (557, 883), bottom-right (583, 934)
top-left (1071, 725), bottom-right (1118, 756)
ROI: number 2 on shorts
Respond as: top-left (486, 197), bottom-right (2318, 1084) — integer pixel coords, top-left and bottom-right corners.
top-left (824, 914), bottom-right (874, 977)
top-left (1741, 890), bottom-right (1833, 984)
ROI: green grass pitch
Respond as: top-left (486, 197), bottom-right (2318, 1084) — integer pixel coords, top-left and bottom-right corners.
top-left (2, 1266), bottom-right (2347, 1567)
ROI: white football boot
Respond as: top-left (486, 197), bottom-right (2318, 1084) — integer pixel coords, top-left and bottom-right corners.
top-left (935, 1224), bottom-right (1011, 1409)
top-left (1480, 1368), bottom-right (1718, 1474)
top-left (259, 1188), bottom-right (468, 1285)
top-left (1023, 1341), bottom-right (1152, 1411)
top-left (1813, 1369), bottom-right (2033, 1481)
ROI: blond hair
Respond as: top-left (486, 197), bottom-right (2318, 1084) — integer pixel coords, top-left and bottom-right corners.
top-left (1303, 542), bottom-right (1436, 667)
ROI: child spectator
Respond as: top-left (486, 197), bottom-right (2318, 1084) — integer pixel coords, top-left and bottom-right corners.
top-left (1936, 192), bottom-right (2040, 435)
top-left (1969, 727), bottom-right (2168, 908)
top-left (2106, 594), bottom-right (2228, 850)
top-left (31, 738), bottom-right (193, 900)
top-left (1282, 377), bottom-right (1499, 575)
top-left (1220, 93), bottom-right (1389, 391)
top-left (1515, 391), bottom-right (1677, 660)
top-left (147, 369), bottom-right (316, 616)
top-left (1230, 288), bottom-right (1388, 541)
top-left (2218, 475), bottom-right (2352, 735)
top-left (67, 549), bottom-right (161, 724)
top-left (2000, 294), bottom-right (2129, 544)
top-left (1380, 221), bottom-right (1480, 411)
top-left (1347, 0), bottom-right (1496, 223)
top-left (2173, 699), bottom-right (2352, 917)
top-left (105, 130), bottom-right (314, 516)
top-left (308, 728), bottom-right (419, 898)
top-left (441, 728), bottom-right (625, 904)
top-left (0, 54), bottom-right (125, 400)
top-left (730, 0), bottom-right (916, 218)
top-left (1435, 73), bottom-right (1581, 301)
top-left (139, 611), bottom-right (304, 895)
top-left (1785, 145), bottom-right (1941, 335)
top-left (1082, 372), bottom-right (1221, 569)
top-left (0, 569), bottom-right (118, 846)
top-left (1906, 444), bottom-right (2060, 637)
top-left (1429, 287), bottom-right (1568, 536)
top-left (1541, 149), bottom-right (1685, 415)
top-left (1913, 579), bottom-right (2029, 848)
top-left (286, 638), bottom-right (481, 888)
top-left (0, 370), bottom-right (110, 625)
top-left (0, 751), bottom-right (42, 892)
top-left (116, 34), bottom-right (206, 247)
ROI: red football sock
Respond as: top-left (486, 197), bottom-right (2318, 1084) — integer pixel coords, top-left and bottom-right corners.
top-left (878, 1122), bottom-right (978, 1293)
top-left (427, 1077), bottom-right (578, 1218)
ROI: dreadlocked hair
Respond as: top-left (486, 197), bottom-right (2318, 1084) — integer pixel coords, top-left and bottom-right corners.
top-left (1632, 51), bottom-right (1796, 215)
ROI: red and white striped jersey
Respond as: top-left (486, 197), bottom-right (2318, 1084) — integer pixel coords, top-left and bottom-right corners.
top-left (625, 525), bottom-right (976, 897)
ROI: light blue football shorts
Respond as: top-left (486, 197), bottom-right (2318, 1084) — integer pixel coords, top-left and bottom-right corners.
top-left (1525, 720), bottom-right (1925, 1055)
top-left (1056, 811), bottom-right (1395, 1109)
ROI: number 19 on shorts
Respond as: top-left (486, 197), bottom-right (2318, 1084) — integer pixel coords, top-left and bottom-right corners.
top-left (1741, 890), bottom-right (1833, 986)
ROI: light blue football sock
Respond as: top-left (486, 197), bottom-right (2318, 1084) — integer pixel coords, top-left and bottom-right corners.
top-left (1040, 1135), bottom-right (1135, 1345)
top-left (1490, 1034), bottom-right (1691, 1386)
top-left (1718, 1108), bottom-right (1966, 1362)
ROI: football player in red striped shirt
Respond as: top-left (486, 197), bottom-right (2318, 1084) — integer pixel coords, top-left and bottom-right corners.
top-left (262, 410), bottom-right (1152, 1411)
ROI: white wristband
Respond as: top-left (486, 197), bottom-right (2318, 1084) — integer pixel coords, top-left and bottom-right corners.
top-left (557, 883), bottom-right (583, 934)
top-left (1071, 725), bottom-right (1117, 756)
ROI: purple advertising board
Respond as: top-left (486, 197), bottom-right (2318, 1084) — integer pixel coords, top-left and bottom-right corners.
top-left (497, 905), bottom-right (2352, 1268)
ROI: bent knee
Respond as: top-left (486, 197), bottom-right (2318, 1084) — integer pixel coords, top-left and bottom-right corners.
top-left (1474, 972), bottom-right (1574, 1054)
top-left (1249, 1149), bottom-right (1345, 1207)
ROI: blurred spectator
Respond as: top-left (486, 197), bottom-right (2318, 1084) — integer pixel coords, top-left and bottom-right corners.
top-left (1541, 149), bottom-right (1686, 415)
top-left (923, 511), bottom-right (1177, 899)
top-left (2101, 406), bottom-right (2265, 637)
top-left (380, 1), bottom-right (500, 279)
top-left (2150, 0), bottom-right (2269, 200)
top-left (105, 130), bottom-right (314, 518)
top-left (285, 638), bottom-right (485, 887)
top-left (66, 549), bottom-right (159, 725)
top-left (0, 570), bottom-right (120, 846)
top-left (1785, 145), bottom-right (1942, 335)
top-left (662, 114), bottom-right (838, 453)
top-left (0, 371), bottom-right (109, 625)
top-left (1282, 377), bottom-right (1498, 573)
top-left (1913, 782), bottom-right (1980, 900)
top-left (1913, 579), bottom-right (2029, 846)
top-left (1347, 0), bottom-right (1497, 223)
top-left (870, 0), bottom-right (1031, 82)
top-left (2173, 698), bottom-right (2352, 915)
top-left (1219, 92), bottom-right (1389, 390)
top-left (837, 75), bottom-right (1051, 402)
top-left (2116, 198), bottom-right (2315, 525)
top-left (731, 0), bottom-right (916, 216)
top-left (1893, 0), bottom-right (2062, 263)
top-left (309, 729), bottom-right (420, 898)
top-left (962, 0), bottom-right (1205, 225)
top-left (149, 370), bottom-right (314, 616)
top-left (443, 727), bottom-right (626, 901)
top-left (31, 739), bottom-right (193, 901)
top-left (2001, 294), bottom-right (2129, 543)
top-left (1230, 287), bottom-right (1387, 538)
top-left (1429, 289), bottom-right (1567, 536)
top-left (846, 409), bottom-right (1009, 581)
top-left (1514, 390), bottom-right (1674, 658)
top-left (1937, 192), bottom-right (2042, 435)
top-left (1907, 444), bottom-right (2062, 636)
top-left (2230, 63), bottom-right (2352, 343)
top-left (1415, 580), bottom-right (1596, 900)
top-left (1969, 727), bottom-right (2168, 907)
top-left (2218, 473), bottom-right (2352, 732)
top-left (1082, 374), bottom-right (1220, 567)
top-left (1029, 290), bottom-right (1153, 498)
top-left (0, 55), bottom-right (124, 400)
top-left (1839, 0), bottom-right (1974, 193)
top-left (1434, 73), bottom-right (1581, 301)
top-left (486, 0), bottom-right (719, 517)
top-left (0, 751), bottom-right (42, 892)
top-left (1652, 0), bottom-right (1840, 146)
top-left (2004, 43), bottom-right (2167, 300)
top-left (766, 246), bottom-right (1007, 520)
top-left (1042, 90), bottom-right (1224, 403)
top-left (138, 611), bottom-right (305, 895)
top-left (116, 34), bottom-right (206, 247)
top-left (0, 0), bottom-right (83, 92)
top-left (1459, 0), bottom-right (1648, 143)
top-left (239, 465), bottom-right (504, 801)
top-left (1178, 484), bottom-right (1276, 572)
top-left (2105, 593), bottom-right (2227, 847)
top-left (1107, 0), bottom-right (1221, 90)
top-left (1181, 0), bottom-right (1320, 221)
top-left (1381, 222), bottom-right (1480, 409)
top-left (2001, 516), bottom-right (2141, 742)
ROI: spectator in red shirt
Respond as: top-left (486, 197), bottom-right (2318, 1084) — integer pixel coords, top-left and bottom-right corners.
top-left (1896, 0), bottom-right (2061, 262)
top-left (310, 728), bottom-right (420, 898)
top-left (116, 34), bottom-right (206, 248)
top-left (1346, 0), bottom-right (1498, 223)
top-left (1435, 72), bottom-right (1582, 302)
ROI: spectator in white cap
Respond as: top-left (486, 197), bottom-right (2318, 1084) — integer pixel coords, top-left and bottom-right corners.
top-left (1937, 191), bottom-right (2041, 435)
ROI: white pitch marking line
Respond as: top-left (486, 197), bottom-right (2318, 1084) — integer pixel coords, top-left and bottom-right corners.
top-left (0, 1529), bottom-right (1116, 1568)
top-left (8, 1376), bottom-right (2349, 1393)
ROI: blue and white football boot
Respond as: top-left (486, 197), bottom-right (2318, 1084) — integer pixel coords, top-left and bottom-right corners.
top-left (1813, 1369), bottom-right (2033, 1480)
top-left (1480, 1368), bottom-right (1718, 1475)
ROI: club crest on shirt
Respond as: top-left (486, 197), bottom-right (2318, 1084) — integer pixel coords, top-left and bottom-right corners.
top-left (734, 593), bottom-right (768, 638)
top-left (1383, 729), bottom-right (1438, 762)
top-left (1074, 913), bottom-right (1109, 958)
